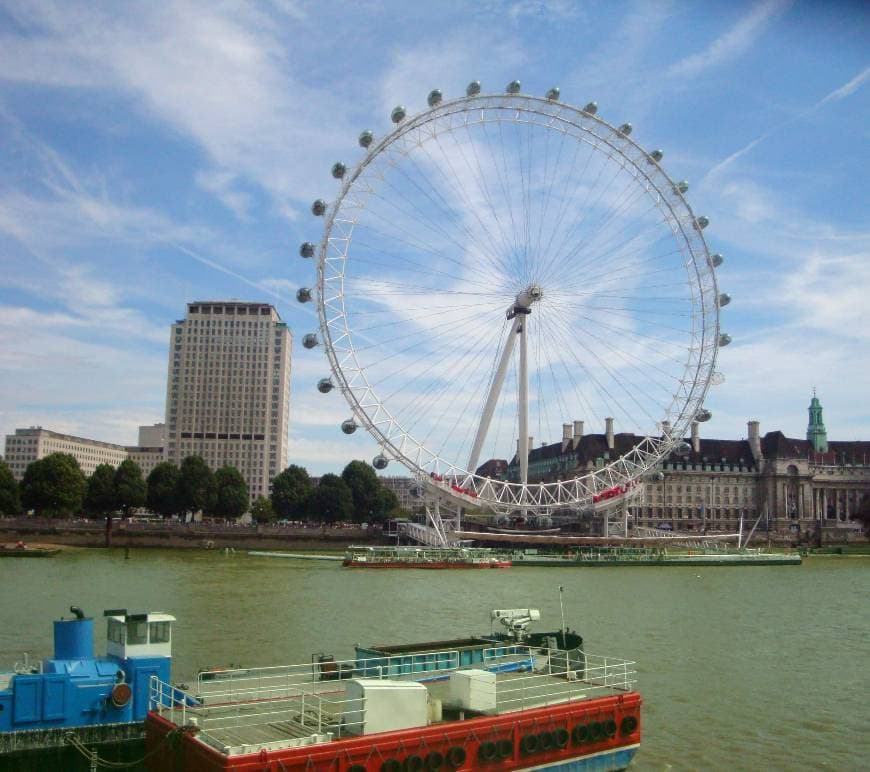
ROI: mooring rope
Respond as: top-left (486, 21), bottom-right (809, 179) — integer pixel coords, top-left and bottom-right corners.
top-left (65, 725), bottom-right (194, 770)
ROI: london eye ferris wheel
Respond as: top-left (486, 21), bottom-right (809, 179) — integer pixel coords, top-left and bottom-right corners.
top-left (297, 80), bottom-right (730, 521)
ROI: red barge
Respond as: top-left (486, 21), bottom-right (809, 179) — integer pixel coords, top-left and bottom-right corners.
top-left (145, 609), bottom-right (640, 771)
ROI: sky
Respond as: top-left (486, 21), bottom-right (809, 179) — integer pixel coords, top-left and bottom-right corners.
top-left (0, 0), bottom-right (868, 475)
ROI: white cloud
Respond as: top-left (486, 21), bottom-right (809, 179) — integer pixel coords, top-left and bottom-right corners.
top-left (667, 0), bottom-right (792, 80)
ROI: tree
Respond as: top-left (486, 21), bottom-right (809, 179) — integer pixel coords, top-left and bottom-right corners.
top-left (251, 496), bottom-right (275, 524)
top-left (309, 474), bottom-right (353, 523)
top-left (20, 453), bottom-right (86, 517)
top-left (210, 466), bottom-right (249, 519)
top-left (147, 462), bottom-right (181, 516)
top-left (84, 464), bottom-right (117, 515)
top-left (271, 465), bottom-right (313, 519)
top-left (114, 459), bottom-right (146, 516)
top-left (375, 486), bottom-right (401, 522)
top-left (0, 459), bottom-right (20, 515)
top-left (341, 460), bottom-right (382, 523)
top-left (176, 456), bottom-right (215, 516)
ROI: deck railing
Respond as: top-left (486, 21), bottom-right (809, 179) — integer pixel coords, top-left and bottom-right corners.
top-left (154, 648), bottom-right (636, 752)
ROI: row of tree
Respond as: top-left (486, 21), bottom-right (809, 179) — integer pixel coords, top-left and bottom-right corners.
top-left (0, 455), bottom-right (402, 524)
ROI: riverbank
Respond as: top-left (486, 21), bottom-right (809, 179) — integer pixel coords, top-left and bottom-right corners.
top-left (0, 517), bottom-right (383, 551)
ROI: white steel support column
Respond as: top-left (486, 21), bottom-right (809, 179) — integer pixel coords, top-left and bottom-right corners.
top-left (467, 317), bottom-right (521, 474)
top-left (518, 317), bottom-right (529, 489)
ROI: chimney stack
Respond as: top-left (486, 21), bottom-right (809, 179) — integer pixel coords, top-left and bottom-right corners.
top-left (691, 421), bottom-right (700, 453)
top-left (748, 420), bottom-right (761, 462)
top-left (562, 423), bottom-right (572, 451)
top-left (573, 420), bottom-right (584, 449)
top-left (605, 417), bottom-right (614, 450)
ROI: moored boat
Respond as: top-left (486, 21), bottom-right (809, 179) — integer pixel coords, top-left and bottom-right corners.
top-left (0, 606), bottom-right (180, 759)
top-left (0, 541), bottom-right (60, 557)
top-left (144, 608), bottom-right (641, 771)
top-left (343, 545), bottom-right (512, 569)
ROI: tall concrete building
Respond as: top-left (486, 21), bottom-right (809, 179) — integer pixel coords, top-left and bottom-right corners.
top-left (164, 301), bottom-right (292, 503)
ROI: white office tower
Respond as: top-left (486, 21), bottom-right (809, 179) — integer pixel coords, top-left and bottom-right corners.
top-left (164, 302), bottom-right (292, 503)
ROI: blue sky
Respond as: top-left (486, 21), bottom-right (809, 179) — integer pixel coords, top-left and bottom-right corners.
top-left (0, 0), bottom-right (868, 475)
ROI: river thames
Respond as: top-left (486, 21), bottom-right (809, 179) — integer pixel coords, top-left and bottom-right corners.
top-left (2, 549), bottom-right (868, 771)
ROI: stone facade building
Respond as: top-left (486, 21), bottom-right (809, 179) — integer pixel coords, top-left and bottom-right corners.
top-left (478, 395), bottom-right (869, 540)
top-left (3, 426), bottom-right (166, 481)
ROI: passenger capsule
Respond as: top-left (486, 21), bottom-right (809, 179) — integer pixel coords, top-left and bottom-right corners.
top-left (618, 123), bottom-right (633, 136)
top-left (358, 130), bottom-right (373, 148)
top-left (506, 80), bottom-right (521, 94)
top-left (545, 86), bottom-right (560, 101)
top-left (296, 287), bottom-right (312, 303)
top-left (302, 333), bottom-right (319, 349)
top-left (331, 162), bottom-right (346, 179)
top-left (648, 149), bottom-right (664, 163)
top-left (299, 242), bottom-right (315, 258)
top-left (311, 199), bottom-right (327, 216)
top-left (696, 408), bottom-right (712, 422)
top-left (675, 180), bottom-right (689, 194)
top-left (390, 105), bottom-right (406, 124)
top-left (466, 80), bottom-right (481, 96)
top-left (710, 253), bottom-right (724, 268)
top-left (341, 419), bottom-right (357, 435)
top-left (655, 471), bottom-right (665, 482)
top-left (583, 101), bottom-right (598, 115)
top-left (675, 441), bottom-right (692, 456)
top-left (427, 89), bottom-right (443, 107)
top-left (372, 454), bottom-right (389, 470)
top-left (317, 377), bottom-right (334, 394)
top-left (718, 292), bottom-right (731, 307)
top-left (695, 215), bottom-right (710, 230)
top-left (719, 333), bottom-right (732, 347)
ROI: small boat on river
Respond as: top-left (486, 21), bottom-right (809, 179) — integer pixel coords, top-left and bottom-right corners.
top-left (343, 545), bottom-right (512, 569)
top-left (145, 607), bottom-right (641, 771)
top-left (0, 541), bottom-right (60, 557)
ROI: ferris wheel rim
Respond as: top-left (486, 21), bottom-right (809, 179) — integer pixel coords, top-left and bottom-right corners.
top-left (314, 90), bottom-right (720, 511)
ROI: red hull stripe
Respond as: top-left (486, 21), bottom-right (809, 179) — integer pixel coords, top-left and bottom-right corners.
top-left (145, 691), bottom-right (640, 772)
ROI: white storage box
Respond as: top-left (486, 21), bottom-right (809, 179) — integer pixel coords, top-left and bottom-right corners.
top-left (343, 679), bottom-right (429, 735)
top-left (448, 669), bottom-right (497, 713)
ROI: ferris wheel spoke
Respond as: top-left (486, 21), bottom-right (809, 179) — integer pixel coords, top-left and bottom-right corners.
top-left (543, 311), bottom-right (659, 429)
top-left (423, 132), bottom-right (520, 281)
top-left (540, 150), bottom-right (638, 284)
top-left (371, 164), bottom-right (504, 278)
top-left (558, 309), bottom-right (685, 395)
top-left (449, 125), bottom-right (519, 273)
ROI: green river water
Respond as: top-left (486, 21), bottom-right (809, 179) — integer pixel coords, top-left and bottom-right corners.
top-left (2, 549), bottom-right (868, 771)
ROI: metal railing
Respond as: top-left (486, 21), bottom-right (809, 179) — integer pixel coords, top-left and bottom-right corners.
top-left (153, 647), bottom-right (636, 751)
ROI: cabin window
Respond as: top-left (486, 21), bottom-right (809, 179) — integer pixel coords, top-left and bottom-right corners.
top-left (128, 621), bottom-right (148, 645)
top-left (107, 619), bottom-right (125, 645)
top-left (150, 622), bottom-right (171, 644)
